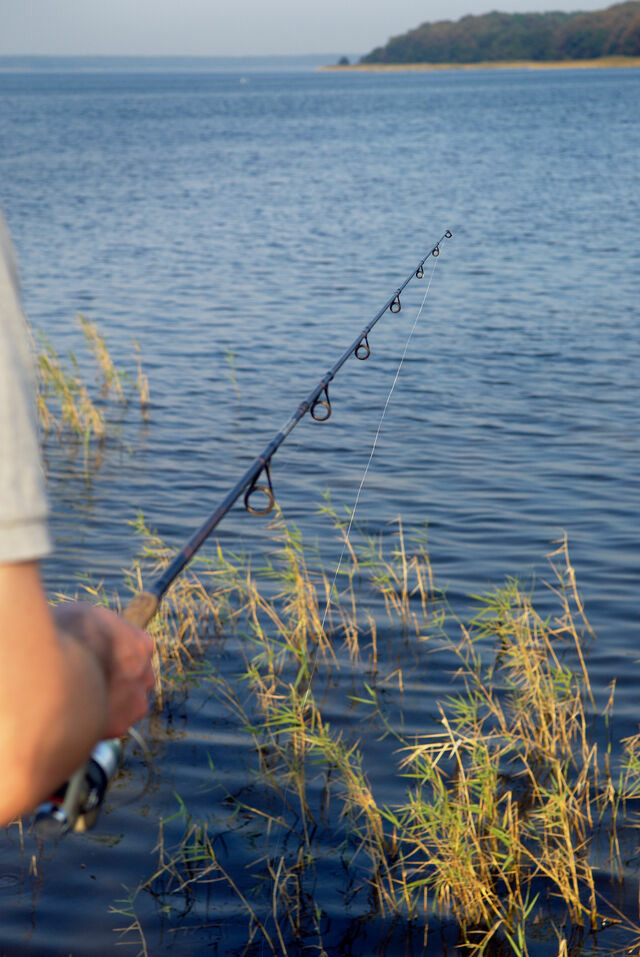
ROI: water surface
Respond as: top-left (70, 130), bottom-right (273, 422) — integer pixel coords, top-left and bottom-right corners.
top-left (0, 62), bottom-right (639, 954)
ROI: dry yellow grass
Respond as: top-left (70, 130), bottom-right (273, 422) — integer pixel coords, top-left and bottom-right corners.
top-left (118, 516), bottom-right (640, 956)
top-left (37, 315), bottom-right (151, 445)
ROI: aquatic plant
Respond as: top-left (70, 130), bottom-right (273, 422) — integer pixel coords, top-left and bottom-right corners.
top-left (134, 339), bottom-right (151, 415)
top-left (78, 313), bottom-right (128, 405)
top-left (224, 347), bottom-right (242, 402)
top-left (36, 314), bottom-right (150, 444)
top-left (37, 334), bottom-right (106, 441)
top-left (116, 516), bottom-right (640, 955)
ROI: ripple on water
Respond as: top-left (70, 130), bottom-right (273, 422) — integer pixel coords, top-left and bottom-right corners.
top-left (1, 63), bottom-right (639, 954)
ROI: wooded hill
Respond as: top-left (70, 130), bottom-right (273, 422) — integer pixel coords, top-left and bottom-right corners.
top-left (360, 2), bottom-right (640, 63)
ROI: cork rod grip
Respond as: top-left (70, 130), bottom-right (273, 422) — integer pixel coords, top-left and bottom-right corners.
top-left (122, 591), bottom-right (160, 629)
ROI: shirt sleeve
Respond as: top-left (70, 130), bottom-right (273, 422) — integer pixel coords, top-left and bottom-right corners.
top-left (0, 212), bottom-right (52, 564)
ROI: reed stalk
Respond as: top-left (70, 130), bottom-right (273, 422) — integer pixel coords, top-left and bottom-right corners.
top-left (78, 314), bottom-right (127, 404)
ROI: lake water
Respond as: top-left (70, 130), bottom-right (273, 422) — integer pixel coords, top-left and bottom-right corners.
top-left (0, 60), bottom-right (639, 954)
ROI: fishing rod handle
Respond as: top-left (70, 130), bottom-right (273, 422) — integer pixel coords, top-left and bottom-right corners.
top-left (122, 591), bottom-right (160, 628)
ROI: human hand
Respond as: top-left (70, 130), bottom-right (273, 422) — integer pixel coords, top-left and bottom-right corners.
top-left (53, 602), bottom-right (155, 738)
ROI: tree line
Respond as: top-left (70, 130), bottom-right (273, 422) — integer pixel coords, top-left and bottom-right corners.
top-left (360, 1), bottom-right (640, 63)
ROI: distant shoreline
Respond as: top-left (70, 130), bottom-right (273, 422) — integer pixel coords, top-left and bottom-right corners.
top-left (0, 54), bottom-right (338, 74)
top-left (322, 56), bottom-right (640, 72)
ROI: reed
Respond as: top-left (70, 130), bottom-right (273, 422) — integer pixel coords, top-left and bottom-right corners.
top-left (133, 340), bottom-right (151, 414)
top-left (36, 315), bottom-right (150, 444)
top-left (78, 314), bottom-right (127, 405)
top-left (121, 522), bottom-right (640, 956)
top-left (224, 347), bottom-right (242, 401)
top-left (37, 336), bottom-right (106, 440)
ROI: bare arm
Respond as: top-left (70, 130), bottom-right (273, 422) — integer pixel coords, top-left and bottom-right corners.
top-left (0, 560), bottom-right (154, 826)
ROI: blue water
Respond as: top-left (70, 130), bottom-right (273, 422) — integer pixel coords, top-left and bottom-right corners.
top-left (0, 62), bottom-right (639, 954)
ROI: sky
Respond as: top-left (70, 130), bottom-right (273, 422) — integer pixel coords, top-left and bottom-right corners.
top-left (0, 0), bottom-right (617, 58)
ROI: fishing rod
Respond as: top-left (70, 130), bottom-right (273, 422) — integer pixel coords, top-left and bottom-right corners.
top-left (33, 229), bottom-right (452, 838)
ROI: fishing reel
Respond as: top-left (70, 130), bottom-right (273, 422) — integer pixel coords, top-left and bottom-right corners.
top-left (33, 738), bottom-right (122, 840)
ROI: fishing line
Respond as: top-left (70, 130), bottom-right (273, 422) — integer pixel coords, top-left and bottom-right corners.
top-left (276, 260), bottom-right (438, 906)
top-left (320, 256), bottom-right (439, 635)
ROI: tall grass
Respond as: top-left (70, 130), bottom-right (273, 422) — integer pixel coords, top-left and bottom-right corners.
top-left (117, 516), bottom-right (640, 956)
top-left (78, 313), bottom-right (128, 404)
top-left (36, 314), bottom-right (150, 445)
top-left (37, 334), bottom-right (107, 440)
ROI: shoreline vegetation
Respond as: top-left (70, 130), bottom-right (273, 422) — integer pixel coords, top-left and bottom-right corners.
top-left (322, 55), bottom-right (640, 72)
top-left (351, 3), bottom-right (640, 69)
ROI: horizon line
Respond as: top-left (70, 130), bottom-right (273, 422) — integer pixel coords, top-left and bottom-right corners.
top-left (0, 52), bottom-right (359, 60)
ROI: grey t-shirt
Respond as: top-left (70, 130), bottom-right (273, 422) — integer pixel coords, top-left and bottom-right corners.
top-left (0, 213), bottom-right (51, 563)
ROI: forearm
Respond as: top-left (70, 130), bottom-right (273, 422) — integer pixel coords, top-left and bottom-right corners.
top-left (0, 562), bottom-right (109, 824)
top-left (0, 214), bottom-right (153, 826)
